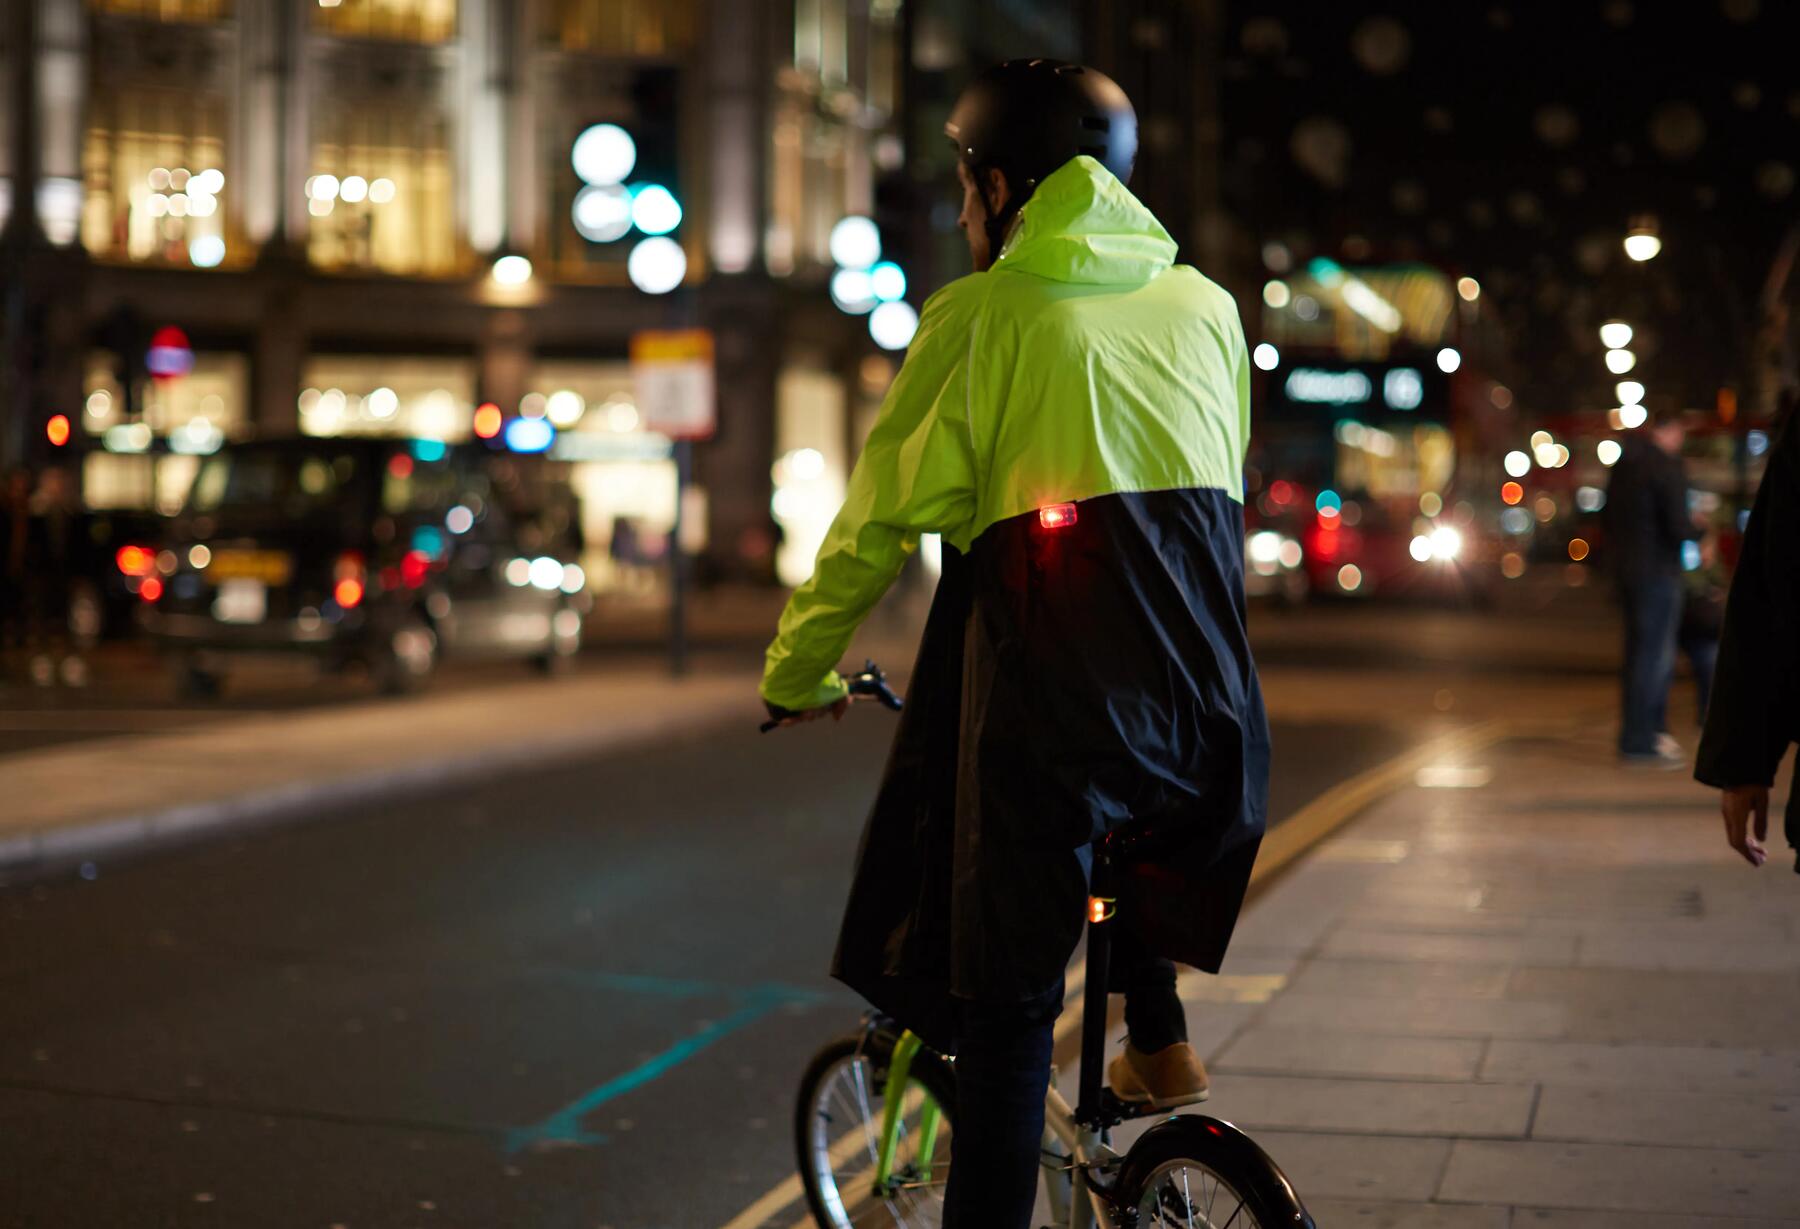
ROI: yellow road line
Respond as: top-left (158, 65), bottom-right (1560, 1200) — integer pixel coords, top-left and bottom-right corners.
top-left (721, 717), bottom-right (1517, 1229)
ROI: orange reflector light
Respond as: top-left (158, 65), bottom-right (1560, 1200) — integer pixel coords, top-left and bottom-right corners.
top-left (334, 578), bottom-right (365, 609)
top-left (1039, 502), bottom-right (1077, 530)
top-left (1501, 481), bottom-right (1523, 506)
top-left (139, 576), bottom-right (164, 603)
top-left (1088, 896), bottom-right (1113, 924)
top-left (46, 414), bottom-right (71, 446)
top-left (473, 403), bottom-right (503, 439)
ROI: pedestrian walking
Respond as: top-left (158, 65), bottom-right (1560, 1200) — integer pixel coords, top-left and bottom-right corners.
top-left (1697, 398), bottom-right (1799, 869)
top-left (1678, 527), bottom-right (1727, 721)
top-left (1603, 406), bottom-right (1696, 765)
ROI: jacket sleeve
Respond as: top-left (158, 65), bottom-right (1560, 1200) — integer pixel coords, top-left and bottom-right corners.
top-left (1695, 414), bottom-right (1800, 789)
top-left (760, 286), bottom-right (982, 710)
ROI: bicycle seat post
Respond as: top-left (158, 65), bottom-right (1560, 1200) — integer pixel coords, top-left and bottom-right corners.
top-left (1074, 832), bottom-right (1119, 1126)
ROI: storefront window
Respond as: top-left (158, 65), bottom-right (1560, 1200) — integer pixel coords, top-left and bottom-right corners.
top-left (308, 101), bottom-right (458, 276)
top-left (772, 365), bottom-right (848, 586)
top-left (532, 360), bottom-right (677, 595)
top-left (298, 356), bottom-right (477, 442)
top-left (313, 0), bottom-right (456, 44)
top-left (81, 87), bottom-right (232, 268)
top-left (89, 0), bottom-right (233, 21)
top-left (82, 349), bottom-right (248, 514)
top-left (545, 0), bottom-right (694, 55)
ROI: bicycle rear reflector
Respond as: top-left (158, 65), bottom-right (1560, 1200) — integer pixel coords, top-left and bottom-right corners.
top-left (1039, 502), bottom-right (1078, 530)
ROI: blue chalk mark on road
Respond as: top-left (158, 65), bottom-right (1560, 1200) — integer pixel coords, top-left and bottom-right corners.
top-left (503, 981), bottom-right (827, 1155)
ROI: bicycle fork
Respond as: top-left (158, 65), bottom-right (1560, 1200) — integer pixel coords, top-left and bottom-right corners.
top-left (873, 1029), bottom-right (945, 1196)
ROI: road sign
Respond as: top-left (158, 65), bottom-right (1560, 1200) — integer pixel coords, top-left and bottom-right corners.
top-left (630, 329), bottom-right (715, 440)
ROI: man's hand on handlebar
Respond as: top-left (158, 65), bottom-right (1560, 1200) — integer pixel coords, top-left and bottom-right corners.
top-left (760, 661), bottom-right (903, 733)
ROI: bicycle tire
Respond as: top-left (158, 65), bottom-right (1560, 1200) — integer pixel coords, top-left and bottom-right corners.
top-left (1115, 1114), bottom-right (1314, 1228)
top-left (794, 1027), bottom-right (958, 1229)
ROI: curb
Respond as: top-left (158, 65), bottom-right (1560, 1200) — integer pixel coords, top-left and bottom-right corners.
top-left (0, 697), bottom-right (763, 883)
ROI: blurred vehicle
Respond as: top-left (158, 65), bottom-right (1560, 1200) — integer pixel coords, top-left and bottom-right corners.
top-left (143, 437), bottom-right (589, 695)
top-left (1243, 526), bottom-right (1307, 605)
top-left (69, 508), bottom-right (171, 645)
top-left (1247, 259), bottom-right (1509, 604)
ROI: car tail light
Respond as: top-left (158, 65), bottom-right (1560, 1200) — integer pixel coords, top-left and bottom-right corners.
top-left (115, 545), bottom-right (157, 577)
top-left (139, 576), bottom-right (164, 603)
top-left (1038, 502), bottom-right (1078, 530)
top-left (333, 552), bottom-right (366, 609)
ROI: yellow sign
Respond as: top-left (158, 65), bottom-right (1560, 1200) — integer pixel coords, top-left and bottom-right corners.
top-left (208, 550), bottom-right (293, 585)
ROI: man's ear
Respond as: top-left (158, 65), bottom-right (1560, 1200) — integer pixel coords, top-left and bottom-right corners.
top-left (984, 167), bottom-right (1011, 215)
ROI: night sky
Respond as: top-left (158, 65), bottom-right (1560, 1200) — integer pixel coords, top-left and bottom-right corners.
top-left (1217, 0), bottom-right (1800, 418)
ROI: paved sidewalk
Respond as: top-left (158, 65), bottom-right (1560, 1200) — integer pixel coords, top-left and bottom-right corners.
top-left (1121, 723), bottom-right (1800, 1227)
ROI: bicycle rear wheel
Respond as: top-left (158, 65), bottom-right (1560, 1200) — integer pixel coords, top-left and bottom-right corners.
top-left (1116, 1115), bottom-right (1314, 1228)
top-left (794, 1028), bottom-right (957, 1229)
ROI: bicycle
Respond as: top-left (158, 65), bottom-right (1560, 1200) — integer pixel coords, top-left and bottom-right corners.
top-left (785, 663), bottom-right (1314, 1229)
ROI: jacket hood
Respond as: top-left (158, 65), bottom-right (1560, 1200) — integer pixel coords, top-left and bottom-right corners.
top-left (994, 155), bottom-right (1177, 286)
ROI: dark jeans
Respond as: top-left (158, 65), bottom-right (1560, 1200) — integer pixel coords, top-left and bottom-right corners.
top-left (1680, 630), bottom-right (1719, 723)
top-left (943, 934), bottom-right (1184, 1229)
top-left (1619, 574), bottom-right (1682, 755)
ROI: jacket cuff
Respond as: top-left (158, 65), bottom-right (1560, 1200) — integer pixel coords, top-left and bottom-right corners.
top-left (760, 669), bottom-right (849, 713)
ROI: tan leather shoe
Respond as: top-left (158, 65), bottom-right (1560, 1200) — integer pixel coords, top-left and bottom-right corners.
top-left (1107, 1041), bottom-right (1210, 1108)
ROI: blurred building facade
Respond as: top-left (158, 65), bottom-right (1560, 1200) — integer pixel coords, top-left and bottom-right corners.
top-left (0, 0), bottom-right (954, 593)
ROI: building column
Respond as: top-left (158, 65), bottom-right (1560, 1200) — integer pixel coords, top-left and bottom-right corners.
top-left (479, 309), bottom-right (531, 417)
top-left (460, 0), bottom-right (508, 258)
top-left (239, 0), bottom-right (285, 252)
top-left (35, 0), bottom-right (85, 248)
top-left (700, 0), bottom-right (764, 276)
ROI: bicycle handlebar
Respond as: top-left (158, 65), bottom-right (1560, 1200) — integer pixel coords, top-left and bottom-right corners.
top-left (760, 660), bottom-right (902, 732)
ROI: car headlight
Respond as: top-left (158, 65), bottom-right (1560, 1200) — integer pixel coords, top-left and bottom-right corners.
top-left (1247, 530), bottom-right (1283, 565)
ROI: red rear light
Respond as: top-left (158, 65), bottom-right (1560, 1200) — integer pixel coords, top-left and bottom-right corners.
top-left (116, 545), bottom-right (156, 576)
top-left (400, 550), bottom-right (430, 589)
top-left (139, 576), bottom-right (164, 603)
top-left (1038, 502), bottom-right (1078, 530)
top-left (333, 552), bottom-right (366, 608)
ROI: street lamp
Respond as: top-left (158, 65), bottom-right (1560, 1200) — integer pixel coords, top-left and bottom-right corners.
top-left (1604, 348), bottom-right (1636, 374)
top-left (1624, 216), bottom-right (1662, 262)
top-left (1599, 321), bottom-right (1633, 349)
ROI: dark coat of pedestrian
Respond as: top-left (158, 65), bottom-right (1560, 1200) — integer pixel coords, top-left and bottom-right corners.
top-left (1696, 407), bottom-right (1800, 869)
top-left (1602, 411), bottom-right (1696, 762)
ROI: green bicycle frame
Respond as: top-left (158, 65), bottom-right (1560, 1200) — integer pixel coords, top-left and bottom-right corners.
top-left (874, 1030), bottom-right (944, 1193)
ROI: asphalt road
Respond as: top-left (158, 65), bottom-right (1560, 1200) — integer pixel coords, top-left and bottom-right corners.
top-left (0, 697), bottom-right (1405, 1227)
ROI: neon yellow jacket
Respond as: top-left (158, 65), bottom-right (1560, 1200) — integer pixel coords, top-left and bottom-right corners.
top-left (761, 155), bottom-right (1253, 710)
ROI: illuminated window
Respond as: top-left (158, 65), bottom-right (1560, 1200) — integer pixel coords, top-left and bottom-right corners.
top-left (308, 101), bottom-right (458, 276)
top-left (794, 0), bottom-right (848, 83)
top-left (313, 0), bottom-right (456, 43)
top-left (89, 0), bottom-right (233, 21)
top-left (299, 356), bottom-right (476, 441)
top-left (546, 0), bottom-right (695, 54)
top-left (81, 87), bottom-right (234, 268)
top-left (766, 92), bottom-right (854, 276)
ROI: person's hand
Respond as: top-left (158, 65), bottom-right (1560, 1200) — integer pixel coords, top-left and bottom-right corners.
top-left (763, 697), bottom-right (851, 729)
top-left (1720, 785), bottom-right (1771, 867)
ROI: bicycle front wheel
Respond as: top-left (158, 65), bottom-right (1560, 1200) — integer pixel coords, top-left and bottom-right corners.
top-left (794, 1029), bottom-right (956, 1229)
top-left (1117, 1114), bottom-right (1314, 1228)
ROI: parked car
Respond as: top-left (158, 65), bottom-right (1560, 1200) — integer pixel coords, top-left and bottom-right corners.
top-left (143, 437), bottom-right (588, 695)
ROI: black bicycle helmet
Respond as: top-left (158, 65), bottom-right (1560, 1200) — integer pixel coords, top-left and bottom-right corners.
top-left (945, 59), bottom-right (1138, 251)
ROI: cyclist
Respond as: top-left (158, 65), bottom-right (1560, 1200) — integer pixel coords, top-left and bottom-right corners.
top-left (762, 59), bottom-right (1269, 1226)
